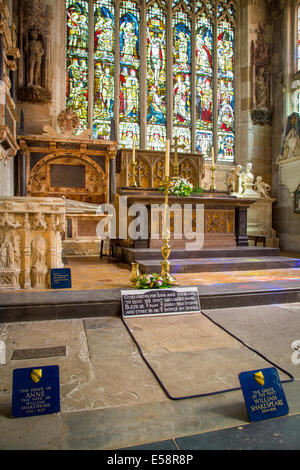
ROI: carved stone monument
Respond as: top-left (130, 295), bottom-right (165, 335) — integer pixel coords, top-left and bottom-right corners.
top-left (0, 197), bottom-right (65, 289)
top-left (16, 0), bottom-right (52, 103)
top-left (251, 23), bottom-right (272, 125)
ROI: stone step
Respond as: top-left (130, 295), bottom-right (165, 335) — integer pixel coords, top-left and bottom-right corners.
top-left (137, 256), bottom-right (300, 274)
top-left (1, 279), bottom-right (300, 322)
top-left (123, 246), bottom-right (280, 263)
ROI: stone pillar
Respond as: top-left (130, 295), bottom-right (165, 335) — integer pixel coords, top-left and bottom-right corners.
top-left (109, 155), bottom-right (116, 203)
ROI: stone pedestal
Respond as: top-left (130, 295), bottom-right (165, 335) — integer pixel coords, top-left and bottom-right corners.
top-left (247, 197), bottom-right (279, 248)
top-left (0, 197), bottom-right (66, 289)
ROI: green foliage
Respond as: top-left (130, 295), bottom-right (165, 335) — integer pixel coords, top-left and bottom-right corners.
top-left (136, 273), bottom-right (171, 289)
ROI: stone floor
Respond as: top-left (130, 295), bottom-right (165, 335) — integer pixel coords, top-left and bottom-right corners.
top-left (66, 253), bottom-right (300, 291)
top-left (0, 302), bottom-right (300, 450)
top-left (0, 251), bottom-right (300, 450)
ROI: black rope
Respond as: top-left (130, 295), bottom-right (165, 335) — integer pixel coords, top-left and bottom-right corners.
top-left (121, 311), bottom-right (294, 401)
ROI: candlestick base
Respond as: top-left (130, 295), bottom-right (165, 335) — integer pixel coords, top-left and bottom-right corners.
top-left (129, 161), bottom-right (138, 188)
top-left (210, 165), bottom-right (216, 192)
top-left (161, 260), bottom-right (179, 286)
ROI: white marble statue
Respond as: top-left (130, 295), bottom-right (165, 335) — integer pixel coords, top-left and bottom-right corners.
top-left (227, 165), bottom-right (243, 195)
top-left (227, 163), bottom-right (270, 199)
top-left (254, 176), bottom-right (271, 198)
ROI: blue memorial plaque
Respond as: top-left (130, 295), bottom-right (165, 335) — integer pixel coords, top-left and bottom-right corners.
top-left (50, 268), bottom-right (71, 289)
top-left (12, 365), bottom-right (60, 418)
top-left (239, 367), bottom-right (289, 422)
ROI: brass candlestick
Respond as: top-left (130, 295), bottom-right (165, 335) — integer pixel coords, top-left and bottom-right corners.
top-left (160, 176), bottom-right (179, 286)
top-left (129, 160), bottom-right (138, 188)
top-left (210, 165), bottom-right (216, 191)
top-left (130, 262), bottom-right (141, 287)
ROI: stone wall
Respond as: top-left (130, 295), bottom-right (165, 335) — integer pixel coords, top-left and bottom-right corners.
top-left (0, 159), bottom-right (14, 196)
top-left (271, 0), bottom-right (300, 253)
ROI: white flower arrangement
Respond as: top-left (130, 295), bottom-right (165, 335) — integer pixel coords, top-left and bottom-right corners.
top-left (169, 178), bottom-right (194, 197)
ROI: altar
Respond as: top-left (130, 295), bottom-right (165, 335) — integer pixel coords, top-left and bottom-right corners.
top-left (114, 187), bottom-right (257, 250)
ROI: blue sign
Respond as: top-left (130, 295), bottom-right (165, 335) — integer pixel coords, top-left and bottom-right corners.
top-left (50, 268), bottom-right (71, 289)
top-left (239, 367), bottom-right (289, 422)
top-left (12, 365), bottom-right (60, 418)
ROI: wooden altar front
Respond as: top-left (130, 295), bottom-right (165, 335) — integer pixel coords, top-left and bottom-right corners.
top-left (115, 188), bottom-right (257, 249)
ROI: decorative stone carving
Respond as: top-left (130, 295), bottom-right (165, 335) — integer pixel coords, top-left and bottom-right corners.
top-left (253, 176), bottom-right (271, 198)
top-left (42, 109), bottom-right (93, 139)
top-left (17, 0), bottom-right (52, 103)
top-left (31, 212), bottom-right (47, 231)
top-left (227, 165), bottom-right (243, 195)
top-left (227, 163), bottom-right (271, 199)
top-left (251, 23), bottom-right (272, 125)
top-left (277, 113), bottom-right (300, 162)
top-left (57, 108), bottom-right (81, 136)
top-left (0, 197), bottom-right (66, 290)
top-left (0, 3), bottom-right (20, 164)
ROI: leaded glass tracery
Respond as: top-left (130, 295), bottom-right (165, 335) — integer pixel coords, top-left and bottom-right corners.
top-left (65, 0), bottom-right (236, 161)
top-left (93, 0), bottom-right (115, 139)
top-left (119, 0), bottom-right (140, 149)
top-left (173, 7), bottom-right (192, 152)
top-left (66, 0), bottom-right (89, 133)
top-left (217, 20), bottom-right (235, 162)
top-left (195, 14), bottom-right (213, 156)
top-left (146, 1), bottom-right (167, 151)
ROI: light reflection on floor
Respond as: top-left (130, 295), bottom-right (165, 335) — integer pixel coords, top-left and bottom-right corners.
top-left (64, 255), bottom-right (300, 291)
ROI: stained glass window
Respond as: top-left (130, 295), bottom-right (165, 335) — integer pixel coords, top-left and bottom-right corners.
top-left (119, 0), bottom-right (140, 149)
top-left (146, 2), bottom-right (167, 151)
top-left (195, 14), bottom-right (213, 157)
top-left (217, 20), bottom-right (235, 162)
top-left (65, 0), bottom-right (236, 161)
top-left (66, 0), bottom-right (89, 133)
top-left (297, 4), bottom-right (300, 71)
top-left (93, 0), bottom-right (115, 140)
top-left (173, 7), bottom-right (192, 152)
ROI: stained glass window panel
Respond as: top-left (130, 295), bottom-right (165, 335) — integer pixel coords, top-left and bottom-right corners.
top-left (146, 2), bottom-right (167, 151)
top-left (66, 0), bottom-right (89, 132)
top-left (173, 127), bottom-right (191, 153)
top-left (298, 5), bottom-right (300, 71)
top-left (173, 8), bottom-right (192, 152)
top-left (119, 0), bottom-right (140, 149)
top-left (195, 14), bottom-right (213, 156)
top-left (93, 0), bottom-right (115, 140)
top-left (217, 20), bottom-right (235, 162)
top-left (147, 125), bottom-right (167, 151)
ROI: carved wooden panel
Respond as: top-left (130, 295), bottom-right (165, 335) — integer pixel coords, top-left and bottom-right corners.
top-left (119, 149), bottom-right (205, 189)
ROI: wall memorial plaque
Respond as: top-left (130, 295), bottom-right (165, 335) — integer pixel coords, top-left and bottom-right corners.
top-left (121, 287), bottom-right (200, 318)
top-left (239, 367), bottom-right (289, 422)
top-left (50, 164), bottom-right (85, 188)
top-left (12, 365), bottom-right (60, 418)
top-left (50, 268), bottom-right (72, 289)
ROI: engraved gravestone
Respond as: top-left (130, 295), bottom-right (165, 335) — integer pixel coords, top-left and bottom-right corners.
top-left (121, 287), bottom-right (200, 318)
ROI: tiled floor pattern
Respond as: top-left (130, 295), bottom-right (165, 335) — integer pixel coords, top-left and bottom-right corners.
top-left (123, 414), bottom-right (300, 450)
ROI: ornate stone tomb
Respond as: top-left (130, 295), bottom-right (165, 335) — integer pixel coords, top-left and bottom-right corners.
top-left (0, 197), bottom-right (65, 289)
